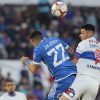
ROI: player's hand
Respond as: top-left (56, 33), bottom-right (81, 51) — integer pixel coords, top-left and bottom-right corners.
top-left (21, 56), bottom-right (28, 65)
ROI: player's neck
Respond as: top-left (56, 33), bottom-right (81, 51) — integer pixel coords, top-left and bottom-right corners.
top-left (8, 92), bottom-right (16, 96)
top-left (83, 35), bottom-right (94, 41)
top-left (88, 34), bottom-right (95, 39)
top-left (36, 39), bottom-right (42, 45)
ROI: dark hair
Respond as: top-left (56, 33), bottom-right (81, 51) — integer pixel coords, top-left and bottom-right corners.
top-left (29, 31), bottom-right (42, 39)
top-left (81, 24), bottom-right (95, 32)
top-left (6, 79), bottom-right (13, 83)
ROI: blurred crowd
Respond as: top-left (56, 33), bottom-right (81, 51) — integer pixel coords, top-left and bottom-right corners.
top-left (0, 3), bottom-right (100, 100)
top-left (0, 66), bottom-right (54, 100)
top-left (0, 5), bottom-right (99, 59)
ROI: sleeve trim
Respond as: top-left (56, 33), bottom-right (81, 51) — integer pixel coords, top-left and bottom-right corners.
top-left (33, 61), bottom-right (40, 65)
top-left (65, 45), bottom-right (69, 49)
top-left (74, 52), bottom-right (81, 58)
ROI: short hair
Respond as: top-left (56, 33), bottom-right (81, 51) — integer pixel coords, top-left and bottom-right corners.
top-left (29, 31), bottom-right (42, 39)
top-left (81, 24), bottom-right (95, 32)
top-left (6, 79), bottom-right (13, 83)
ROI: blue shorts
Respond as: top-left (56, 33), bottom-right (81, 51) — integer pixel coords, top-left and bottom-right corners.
top-left (47, 74), bottom-right (76, 100)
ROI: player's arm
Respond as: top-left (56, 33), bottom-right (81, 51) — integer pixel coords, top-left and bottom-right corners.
top-left (60, 39), bottom-right (74, 55)
top-left (67, 46), bottom-right (74, 55)
top-left (21, 47), bottom-right (42, 74)
top-left (72, 56), bottom-right (79, 64)
top-left (21, 57), bottom-right (39, 74)
top-left (27, 63), bottom-right (39, 74)
top-left (72, 42), bottom-right (84, 65)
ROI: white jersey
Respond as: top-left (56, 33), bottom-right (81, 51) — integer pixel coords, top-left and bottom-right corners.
top-left (0, 91), bottom-right (27, 100)
top-left (75, 37), bottom-right (100, 83)
top-left (63, 37), bottom-right (100, 100)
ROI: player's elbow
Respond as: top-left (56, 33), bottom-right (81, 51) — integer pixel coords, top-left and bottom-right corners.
top-left (72, 57), bottom-right (79, 65)
top-left (67, 47), bottom-right (74, 55)
top-left (30, 67), bottom-right (38, 74)
top-left (31, 67), bottom-right (38, 74)
top-left (28, 64), bottom-right (38, 74)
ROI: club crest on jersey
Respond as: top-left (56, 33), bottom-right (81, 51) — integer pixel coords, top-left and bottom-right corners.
top-left (65, 88), bottom-right (75, 98)
top-left (95, 49), bottom-right (100, 64)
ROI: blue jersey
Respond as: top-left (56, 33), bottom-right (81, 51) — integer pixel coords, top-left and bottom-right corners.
top-left (33, 37), bottom-right (76, 81)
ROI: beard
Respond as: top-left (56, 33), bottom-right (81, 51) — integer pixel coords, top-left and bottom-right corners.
top-left (8, 91), bottom-right (16, 96)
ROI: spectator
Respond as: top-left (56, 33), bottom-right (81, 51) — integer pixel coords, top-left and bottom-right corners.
top-left (33, 82), bottom-right (44, 100)
top-left (18, 78), bottom-right (29, 95)
top-left (0, 44), bottom-right (8, 59)
top-left (27, 89), bottom-right (38, 100)
top-left (20, 65), bottom-right (29, 79)
top-left (0, 80), bottom-right (27, 100)
top-left (85, 11), bottom-right (97, 27)
top-left (72, 9), bottom-right (84, 27)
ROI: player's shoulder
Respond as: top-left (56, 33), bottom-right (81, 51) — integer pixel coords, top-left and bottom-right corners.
top-left (49, 36), bottom-right (59, 40)
top-left (78, 40), bottom-right (86, 46)
top-left (35, 37), bottom-right (49, 48)
top-left (2, 93), bottom-right (8, 96)
top-left (52, 37), bottom-right (60, 41)
top-left (78, 37), bottom-right (92, 46)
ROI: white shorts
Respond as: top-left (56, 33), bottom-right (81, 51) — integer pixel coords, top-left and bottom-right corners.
top-left (63, 74), bottom-right (99, 100)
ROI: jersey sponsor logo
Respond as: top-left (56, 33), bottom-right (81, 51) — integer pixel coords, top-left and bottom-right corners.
top-left (65, 88), bottom-right (75, 98)
top-left (87, 64), bottom-right (100, 70)
top-left (44, 40), bottom-right (57, 50)
top-left (90, 44), bottom-right (98, 48)
top-left (89, 40), bottom-right (99, 44)
top-left (95, 49), bottom-right (100, 64)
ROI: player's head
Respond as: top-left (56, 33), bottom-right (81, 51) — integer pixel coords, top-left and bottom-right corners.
top-left (29, 31), bottom-right (43, 47)
top-left (80, 24), bottom-right (95, 40)
top-left (5, 80), bottom-right (16, 93)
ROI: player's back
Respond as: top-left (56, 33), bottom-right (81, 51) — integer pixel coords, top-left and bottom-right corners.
top-left (76, 37), bottom-right (100, 82)
top-left (34, 37), bottom-right (76, 81)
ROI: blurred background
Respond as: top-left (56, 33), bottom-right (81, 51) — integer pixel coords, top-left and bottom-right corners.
top-left (0, 0), bottom-right (100, 100)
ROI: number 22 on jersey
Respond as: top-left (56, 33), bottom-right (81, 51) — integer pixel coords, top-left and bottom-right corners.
top-left (47, 43), bottom-right (69, 67)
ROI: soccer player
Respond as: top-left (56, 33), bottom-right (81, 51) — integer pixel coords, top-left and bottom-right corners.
top-left (0, 80), bottom-right (27, 100)
top-left (59, 24), bottom-right (100, 100)
top-left (21, 31), bottom-right (77, 100)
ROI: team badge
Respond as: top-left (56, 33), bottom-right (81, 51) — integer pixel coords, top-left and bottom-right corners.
top-left (65, 88), bottom-right (75, 98)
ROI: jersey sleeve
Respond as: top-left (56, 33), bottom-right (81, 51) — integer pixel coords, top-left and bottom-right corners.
top-left (33, 47), bottom-right (42, 65)
top-left (74, 41), bottom-right (85, 58)
top-left (60, 39), bottom-right (69, 49)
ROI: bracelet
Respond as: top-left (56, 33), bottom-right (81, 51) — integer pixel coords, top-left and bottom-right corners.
top-left (25, 58), bottom-right (31, 66)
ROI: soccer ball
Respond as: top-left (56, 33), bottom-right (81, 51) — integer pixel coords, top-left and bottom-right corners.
top-left (51, 1), bottom-right (68, 17)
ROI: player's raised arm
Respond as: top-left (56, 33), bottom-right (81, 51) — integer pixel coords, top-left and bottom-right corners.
top-left (67, 46), bottom-right (74, 55)
top-left (21, 31), bottom-right (42, 74)
top-left (72, 56), bottom-right (79, 65)
top-left (60, 39), bottom-right (74, 55)
top-left (72, 42), bottom-right (84, 64)
top-left (21, 57), bottom-right (39, 74)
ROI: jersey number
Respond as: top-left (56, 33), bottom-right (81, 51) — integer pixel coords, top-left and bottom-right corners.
top-left (95, 49), bottom-right (100, 64)
top-left (47, 43), bottom-right (69, 67)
